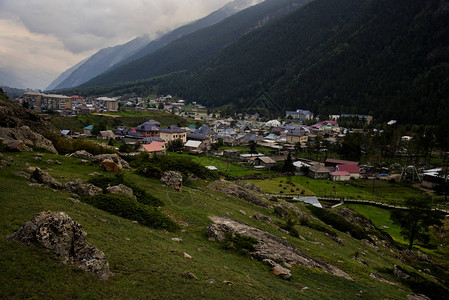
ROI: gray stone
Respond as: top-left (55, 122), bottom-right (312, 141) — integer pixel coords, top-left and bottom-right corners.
top-left (92, 154), bottom-right (130, 169)
top-left (100, 158), bottom-right (122, 172)
top-left (8, 211), bottom-right (112, 280)
top-left (161, 171), bottom-right (183, 191)
top-left (70, 150), bottom-right (94, 160)
top-left (30, 167), bottom-right (62, 189)
top-left (64, 179), bottom-right (103, 197)
top-left (207, 181), bottom-right (270, 208)
top-left (15, 171), bottom-right (31, 179)
top-left (106, 184), bottom-right (135, 200)
top-left (272, 264), bottom-right (291, 279)
top-left (0, 126), bottom-right (57, 153)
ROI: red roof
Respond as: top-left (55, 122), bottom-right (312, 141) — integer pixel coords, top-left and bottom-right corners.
top-left (331, 171), bottom-right (351, 176)
top-left (325, 158), bottom-right (359, 165)
top-left (142, 142), bottom-right (165, 153)
top-left (336, 164), bottom-right (360, 174)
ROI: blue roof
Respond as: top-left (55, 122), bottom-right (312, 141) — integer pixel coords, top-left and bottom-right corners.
top-left (84, 125), bottom-right (94, 130)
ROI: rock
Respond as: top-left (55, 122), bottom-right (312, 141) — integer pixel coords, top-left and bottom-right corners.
top-left (171, 238), bottom-right (183, 242)
top-left (64, 179), bottom-right (103, 197)
top-left (207, 181), bottom-right (270, 208)
top-left (253, 213), bottom-right (272, 224)
top-left (92, 154), bottom-right (130, 169)
top-left (238, 209), bottom-right (247, 215)
top-left (26, 166), bottom-right (36, 173)
top-left (15, 171), bottom-right (31, 179)
top-left (0, 159), bottom-right (10, 166)
top-left (186, 272), bottom-right (198, 280)
top-left (223, 281), bottom-right (233, 286)
top-left (30, 167), bottom-right (62, 189)
top-left (236, 180), bottom-right (263, 193)
top-left (206, 216), bottom-right (352, 280)
top-left (161, 171), bottom-right (183, 191)
top-left (274, 205), bottom-right (289, 218)
top-left (100, 158), bottom-right (122, 172)
top-left (183, 252), bottom-right (192, 259)
top-left (407, 294), bottom-right (430, 300)
top-left (369, 273), bottom-right (397, 285)
top-left (2, 139), bottom-right (30, 152)
top-left (393, 265), bottom-right (411, 281)
top-left (47, 159), bottom-right (62, 165)
top-left (70, 150), bottom-right (94, 160)
top-left (272, 264), bottom-right (292, 279)
top-left (106, 184), bottom-right (136, 200)
top-left (0, 126), bottom-right (57, 153)
top-left (206, 278), bottom-right (216, 284)
top-left (8, 211), bottom-right (112, 280)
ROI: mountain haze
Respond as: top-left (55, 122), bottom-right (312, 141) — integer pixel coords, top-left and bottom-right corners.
top-left (81, 0), bottom-right (311, 87)
top-left (47, 0), bottom-right (264, 92)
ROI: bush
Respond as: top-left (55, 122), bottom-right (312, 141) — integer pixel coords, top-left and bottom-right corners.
top-left (308, 206), bottom-right (367, 240)
top-left (87, 173), bottom-right (163, 207)
top-left (82, 194), bottom-right (178, 231)
top-left (43, 131), bottom-right (116, 155)
top-left (222, 232), bottom-right (258, 256)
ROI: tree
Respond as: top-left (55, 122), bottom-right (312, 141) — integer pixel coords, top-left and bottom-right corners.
top-left (91, 121), bottom-right (107, 136)
top-left (248, 140), bottom-right (257, 154)
top-left (168, 138), bottom-right (184, 152)
top-left (282, 152), bottom-right (295, 173)
top-left (158, 102), bottom-right (164, 110)
top-left (390, 195), bottom-right (444, 250)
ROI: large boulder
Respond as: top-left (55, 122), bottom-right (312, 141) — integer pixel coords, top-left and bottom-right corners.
top-left (92, 154), bottom-right (130, 169)
top-left (64, 179), bottom-right (103, 197)
top-left (8, 211), bottom-right (112, 280)
top-left (31, 167), bottom-right (62, 189)
top-left (2, 139), bottom-right (31, 152)
top-left (69, 150), bottom-right (94, 160)
top-left (106, 184), bottom-right (136, 200)
top-left (207, 216), bottom-right (352, 280)
top-left (0, 126), bottom-right (57, 153)
top-left (161, 171), bottom-right (183, 191)
top-left (100, 158), bottom-right (122, 172)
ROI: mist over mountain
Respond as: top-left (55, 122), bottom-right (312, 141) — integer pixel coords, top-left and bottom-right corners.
top-left (47, 0), bottom-right (264, 92)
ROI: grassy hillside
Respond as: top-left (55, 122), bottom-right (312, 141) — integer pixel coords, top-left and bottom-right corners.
top-left (1, 148), bottom-right (448, 299)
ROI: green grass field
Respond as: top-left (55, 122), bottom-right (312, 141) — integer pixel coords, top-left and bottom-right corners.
top-left (1, 150), bottom-right (446, 299)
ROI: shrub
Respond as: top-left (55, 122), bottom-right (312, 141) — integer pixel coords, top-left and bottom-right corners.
top-left (87, 173), bottom-right (163, 207)
top-left (222, 232), bottom-right (258, 256)
top-left (43, 131), bottom-right (116, 155)
top-left (308, 206), bottom-right (367, 240)
top-left (82, 194), bottom-right (178, 231)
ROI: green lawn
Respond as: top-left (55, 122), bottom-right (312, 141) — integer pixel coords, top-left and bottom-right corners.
top-left (247, 176), bottom-right (429, 205)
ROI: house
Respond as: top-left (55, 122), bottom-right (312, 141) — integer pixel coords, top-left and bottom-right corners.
top-left (286, 129), bottom-right (308, 145)
top-left (330, 171), bottom-right (351, 182)
top-left (83, 125), bottom-right (94, 135)
top-left (139, 141), bottom-right (166, 155)
top-left (99, 130), bottom-right (115, 140)
top-left (184, 140), bottom-right (206, 154)
top-left (324, 158), bottom-right (359, 168)
top-left (252, 156), bottom-right (276, 169)
top-left (285, 109), bottom-right (314, 120)
top-left (422, 168), bottom-right (446, 189)
top-left (223, 149), bottom-right (241, 158)
top-left (308, 164), bottom-right (331, 179)
top-left (335, 164), bottom-right (361, 179)
top-left (160, 125), bottom-right (187, 143)
top-left (114, 130), bottom-right (144, 145)
top-left (136, 120), bottom-right (161, 137)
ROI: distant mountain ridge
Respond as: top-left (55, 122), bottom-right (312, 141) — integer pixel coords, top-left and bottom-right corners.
top-left (47, 0), bottom-right (264, 92)
top-left (82, 0), bottom-right (310, 87)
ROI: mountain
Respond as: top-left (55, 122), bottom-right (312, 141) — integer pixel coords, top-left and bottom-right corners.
top-left (73, 0), bottom-right (449, 125)
top-left (49, 36), bottom-right (151, 91)
top-left (81, 0), bottom-right (312, 87)
top-left (114, 0), bottom-right (266, 68)
top-left (48, 0), bottom-right (264, 92)
top-left (45, 59), bottom-right (87, 91)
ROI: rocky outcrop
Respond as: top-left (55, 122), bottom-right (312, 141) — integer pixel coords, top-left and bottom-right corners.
top-left (8, 211), bottom-right (112, 280)
top-left (207, 216), bottom-right (352, 280)
top-left (100, 158), bottom-right (122, 172)
top-left (30, 167), bottom-right (62, 189)
top-left (2, 139), bottom-right (31, 152)
top-left (207, 181), bottom-right (270, 208)
top-left (161, 171), bottom-right (183, 191)
top-left (64, 179), bottom-right (103, 197)
top-left (70, 150), bottom-right (94, 160)
top-left (0, 126), bottom-right (57, 153)
top-left (235, 180), bottom-right (263, 193)
top-left (106, 184), bottom-right (136, 200)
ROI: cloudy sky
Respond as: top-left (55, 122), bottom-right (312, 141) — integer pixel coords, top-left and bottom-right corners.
top-left (0, 0), bottom-right (231, 89)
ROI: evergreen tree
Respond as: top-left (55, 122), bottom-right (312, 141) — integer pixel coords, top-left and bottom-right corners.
top-left (282, 152), bottom-right (295, 173)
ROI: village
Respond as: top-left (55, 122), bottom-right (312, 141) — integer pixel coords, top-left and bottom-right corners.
top-left (13, 91), bottom-right (448, 203)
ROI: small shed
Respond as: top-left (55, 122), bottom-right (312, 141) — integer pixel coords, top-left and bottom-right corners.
top-left (330, 171), bottom-right (351, 182)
